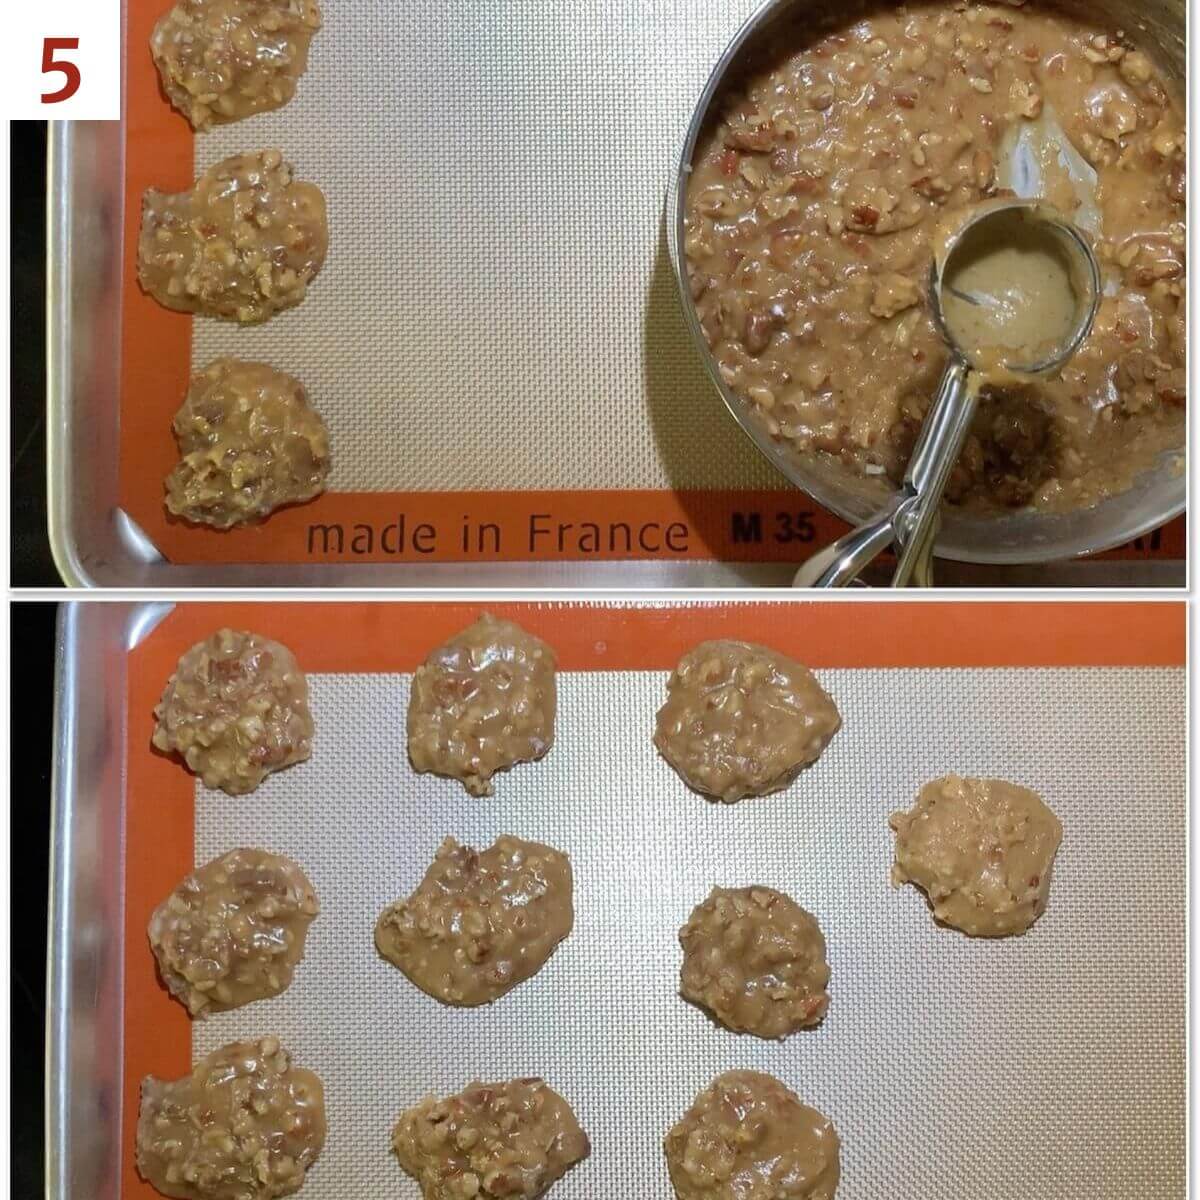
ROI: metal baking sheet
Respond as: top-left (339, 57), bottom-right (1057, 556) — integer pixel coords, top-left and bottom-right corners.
top-left (49, 601), bottom-right (1186, 1198)
top-left (44, 0), bottom-right (1187, 587)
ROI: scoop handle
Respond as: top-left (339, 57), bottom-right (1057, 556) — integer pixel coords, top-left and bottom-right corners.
top-left (791, 506), bottom-right (900, 587)
top-left (791, 358), bottom-right (973, 588)
top-left (891, 357), bottom-right (975, 587)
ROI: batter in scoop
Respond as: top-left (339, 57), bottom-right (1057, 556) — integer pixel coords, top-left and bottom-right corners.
top-left (889, 774), bottom-right (1062, 936)
top-left (665, 1071), bottom-right (840, 1200)
top-left (654, 640), bottom-right (840, 802)
top-left (939, 206), bottom-right (1084, 364)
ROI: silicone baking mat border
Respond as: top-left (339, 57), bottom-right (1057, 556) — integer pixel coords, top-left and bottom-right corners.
top-left (114, 0), bottom-right (1185, 569)
top-left (119, 601), bottom-right (1184, 1198)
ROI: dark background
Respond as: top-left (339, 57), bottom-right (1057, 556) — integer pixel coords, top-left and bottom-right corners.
top-left (11, 602), bottom-right (58, 1197)
top-left (11, 123), bottom-right (60, 587)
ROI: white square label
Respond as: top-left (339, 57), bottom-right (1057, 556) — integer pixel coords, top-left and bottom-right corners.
top-left (3, 0), bottom-right (121, 119)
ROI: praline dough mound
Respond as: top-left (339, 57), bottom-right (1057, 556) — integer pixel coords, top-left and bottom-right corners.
top-left (679, 885), bottom-right (830, 1038)
top-left (375, 834), bottom-right (573, 1006)
top-left (151, 0), bottom-right (322, 131)
top-left (149, 847), bottom-right (319, 1016)
top-left (664, 1070), bottom-right (840, 1200)
top-left (407, 613), bottom-right (557, 796)
top-left (392, 1077), bottom-right (590, 1200)
top-left (152, 628), bottom-right (314, 795)
top-left (889, 774), bottom-right (1062, 936)
top-left (136, 1036), bottom-right (325, 1200)
top-left (166, 358), bottom-right (330, 529)
top-left (138, 150), bottom-right (327, 323)
top-left (654, 639), bottom-right (840, 801)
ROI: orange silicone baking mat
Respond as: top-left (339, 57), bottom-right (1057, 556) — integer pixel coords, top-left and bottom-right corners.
top-left (120, 601), bottom-right (1184, 1198)
top-left (116, 0), bottom-right (1185, 569)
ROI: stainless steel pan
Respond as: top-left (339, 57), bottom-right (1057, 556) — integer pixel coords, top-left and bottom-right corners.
top-left (668, 0), bottom-right (1186, 566)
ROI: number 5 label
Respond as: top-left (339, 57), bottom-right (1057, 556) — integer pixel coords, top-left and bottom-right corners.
top-left (42, 38), bottom-right (83, 103)
top-left (4, 1), bottom-right (119, 118)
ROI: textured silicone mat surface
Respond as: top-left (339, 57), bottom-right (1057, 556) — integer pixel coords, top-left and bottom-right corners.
top-left (192, 666), bottom-right (1184, 1198)
top-left (190, 0), bottom-right (781, 493)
